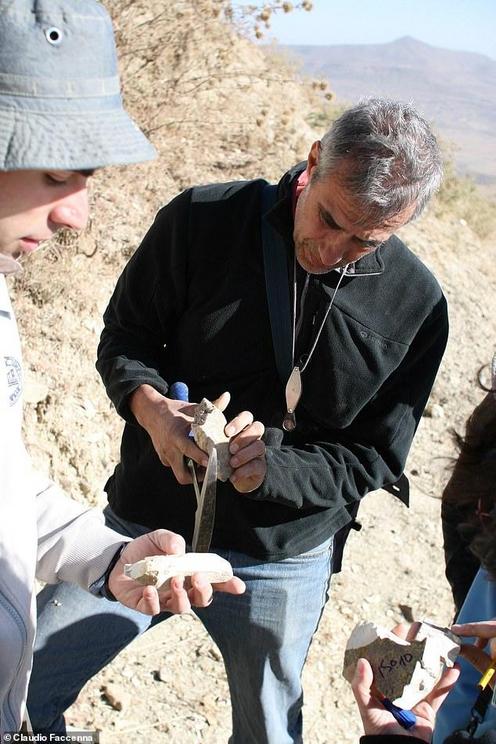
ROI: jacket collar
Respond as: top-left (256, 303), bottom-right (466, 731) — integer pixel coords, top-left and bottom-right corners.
top-left (267, 162), bottom-right (387, 277)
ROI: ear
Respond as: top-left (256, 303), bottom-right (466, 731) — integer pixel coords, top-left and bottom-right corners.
top-left (305, 141), bottom-right (321, 178)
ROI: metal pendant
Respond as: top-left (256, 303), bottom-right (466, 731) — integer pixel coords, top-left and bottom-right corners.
top-left (283, 366), bottom-right (302, 431)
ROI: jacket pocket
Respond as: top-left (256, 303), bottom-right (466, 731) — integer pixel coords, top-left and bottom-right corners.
top-left (300, 308), bottom-right (409, 430)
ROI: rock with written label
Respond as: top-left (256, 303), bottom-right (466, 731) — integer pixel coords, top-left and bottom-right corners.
top-left (342, 621), bottom-right (460, 709)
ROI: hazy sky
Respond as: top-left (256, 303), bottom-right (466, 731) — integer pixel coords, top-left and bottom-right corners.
top-left (235, 0), bottom-right (496, 60)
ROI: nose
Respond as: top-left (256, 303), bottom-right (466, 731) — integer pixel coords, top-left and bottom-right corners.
top-left (48, 187), bottom-right (89, 231)
top-left (319, 232), bottom-right (347, 267)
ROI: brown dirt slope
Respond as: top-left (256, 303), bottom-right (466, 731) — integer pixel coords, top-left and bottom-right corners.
top-left (9, 2), bottom-right (496, 741)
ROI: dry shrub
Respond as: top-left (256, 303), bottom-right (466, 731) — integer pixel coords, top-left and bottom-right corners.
top-left (107, 0), bottom-right (321, 190)
top-left (229, 2), bottom-right (314, 40)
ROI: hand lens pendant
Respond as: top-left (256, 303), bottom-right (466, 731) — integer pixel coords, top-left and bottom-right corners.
top-left (283, 366), bottom-right (302, 432)
top-left (283, 411), bottom-right (296, 432)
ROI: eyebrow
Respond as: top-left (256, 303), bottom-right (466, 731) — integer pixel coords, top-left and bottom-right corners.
top-left (318, 204), bottom-right (383, 248)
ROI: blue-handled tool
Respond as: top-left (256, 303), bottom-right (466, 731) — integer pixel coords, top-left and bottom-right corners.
top-left (168, 381), bottom-right (217, 553)
top-left (380, 697), bottom-right (417, 729)
top-left (169, 381), bottom-right (189, 403)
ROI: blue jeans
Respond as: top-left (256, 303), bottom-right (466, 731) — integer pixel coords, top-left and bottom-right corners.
top-left (28, 506), bottom-right (333, 744)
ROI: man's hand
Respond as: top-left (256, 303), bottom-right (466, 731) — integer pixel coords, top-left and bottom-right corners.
top-left (452, 619), bottom-right (496, 675)
top-left (351, 657), bottom-right (459, 740)
top-left (130, 384), bottom-right (208, 484)
top-left (214, 392), bottom-right (267, 493)
top-left (131, 385), bottom-right (266, 493)
top-left (108, 529), bottom-right (245, 615)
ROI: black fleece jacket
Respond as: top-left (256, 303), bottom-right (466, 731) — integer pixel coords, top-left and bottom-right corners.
top-left (96, 165), bottom-right (448, 560)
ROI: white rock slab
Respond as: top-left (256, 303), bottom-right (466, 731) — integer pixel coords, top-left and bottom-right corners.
top-left (124, 553), bottom-right (233, 590)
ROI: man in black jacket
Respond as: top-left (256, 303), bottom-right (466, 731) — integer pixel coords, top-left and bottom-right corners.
top-left (29, 98), bottom-right (449, 742)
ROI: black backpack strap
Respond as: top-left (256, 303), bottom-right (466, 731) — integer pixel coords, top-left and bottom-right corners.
top-left (260, 183), bottom-right (292, 385)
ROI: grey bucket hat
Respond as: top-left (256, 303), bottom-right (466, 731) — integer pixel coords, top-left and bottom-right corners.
top-left (0, 0), bottom-right (156, 170)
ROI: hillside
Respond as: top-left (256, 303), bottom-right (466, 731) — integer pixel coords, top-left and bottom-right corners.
top-left (9, 3), bottom-right (496, 742)
top-left (283, 36), bottom-right (496, 189)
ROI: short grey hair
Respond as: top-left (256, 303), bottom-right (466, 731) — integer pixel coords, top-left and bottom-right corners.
top-left (314, 98), bottom-right (443, 225)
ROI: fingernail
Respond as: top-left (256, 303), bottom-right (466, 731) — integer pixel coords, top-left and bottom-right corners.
top-left (230, 442), bottom-right (239, 454)
top-left (202, 457), bottom-right (208, 467)
top-left (231, 457), bottom-right (239, 467)
top-left (225, 425), bottom-right (235, 436)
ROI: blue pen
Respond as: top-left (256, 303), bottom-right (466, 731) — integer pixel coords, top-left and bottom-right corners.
top-left (381, 697), bottom-right (417, 729)
top-left (168, 381), bottom-right (195, 443)
top-left (169, 381), bottom-right (189, 403)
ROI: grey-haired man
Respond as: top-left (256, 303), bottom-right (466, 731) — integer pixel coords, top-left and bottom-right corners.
top-left (29, 99), bottom-right (449, 742)
top-left (0, 0), bottom-right (246, 734)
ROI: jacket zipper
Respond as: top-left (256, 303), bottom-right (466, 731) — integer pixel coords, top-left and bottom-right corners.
top-left (0, 589), bottom-right (29, 732)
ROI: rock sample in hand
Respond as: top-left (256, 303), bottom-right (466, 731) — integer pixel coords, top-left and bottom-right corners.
top-left (124, 553), bottom-right (233, 590)
top-left (343, 621), bottom-right (460, 709)
top-left (192, 398), bottom-right (232, 481)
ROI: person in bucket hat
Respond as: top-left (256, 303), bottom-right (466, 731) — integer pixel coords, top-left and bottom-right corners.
top-left (0, 0), bottom-right (244, 735)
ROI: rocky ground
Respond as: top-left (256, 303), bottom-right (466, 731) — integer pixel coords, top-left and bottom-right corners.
top-left (8, 2), bottom-right (496, 741)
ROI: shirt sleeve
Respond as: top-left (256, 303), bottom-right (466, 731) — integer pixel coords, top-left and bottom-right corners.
top-left (31, 463), bottom-right (130, 590)
top-left (96, 191), bottom-right (191, 423)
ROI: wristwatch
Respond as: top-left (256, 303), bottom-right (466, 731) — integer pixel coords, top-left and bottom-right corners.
top-left (89, 542), bottom-right (128, 601)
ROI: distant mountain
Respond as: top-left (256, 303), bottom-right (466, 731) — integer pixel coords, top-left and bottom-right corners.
top-left (282, 36), bottom-right (496, 187)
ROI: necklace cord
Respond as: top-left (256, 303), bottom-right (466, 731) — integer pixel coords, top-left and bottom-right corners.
top-left (292, 262), bottom-right (349, 375)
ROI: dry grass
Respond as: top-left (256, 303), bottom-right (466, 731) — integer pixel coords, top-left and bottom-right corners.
top-left (435, 159), bottom-right (496, 240)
